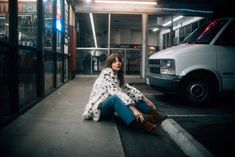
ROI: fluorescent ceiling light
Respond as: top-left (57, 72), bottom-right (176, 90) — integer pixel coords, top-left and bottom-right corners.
top-left (19, 0), bottom-right (36, 1)
top-left (153, 28), bottom-right (159, 32)
top-left (95, 0), bottom-right (157, 5)
top-left (163, 16), bottom-right (183, 26)
top-left (89, 13), bottom-right (98, 48)
top-left (162, 21), bottom-right (171, 27)
top-left (173, 15), bottom-right (183, 21)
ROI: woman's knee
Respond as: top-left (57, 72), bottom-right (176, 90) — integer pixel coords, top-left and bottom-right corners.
top-left (110, 94), bottom-right (121, 102)
top-left (110, 94), bottom-right (118, 99)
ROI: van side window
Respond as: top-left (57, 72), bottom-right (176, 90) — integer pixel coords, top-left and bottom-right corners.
top-left (215, 20), bottom-right (235, 46)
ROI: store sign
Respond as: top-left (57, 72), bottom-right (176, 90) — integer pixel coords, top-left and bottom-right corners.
top-left (64, 0), bottom-right (69, 43)
top-left (56, 0), bottom-right (62, 31)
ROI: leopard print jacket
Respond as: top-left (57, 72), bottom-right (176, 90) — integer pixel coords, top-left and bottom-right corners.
top-left (82, 67), bottom-right (144, 121)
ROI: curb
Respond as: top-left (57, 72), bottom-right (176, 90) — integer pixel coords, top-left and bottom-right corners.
top-left (161, 119), bottom-right (215, 157)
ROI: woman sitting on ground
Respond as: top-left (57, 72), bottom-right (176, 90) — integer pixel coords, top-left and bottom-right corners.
top-left (82, 53), bottom-right (167, 132)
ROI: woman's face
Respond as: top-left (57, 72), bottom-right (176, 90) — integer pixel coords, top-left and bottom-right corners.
top-left (112, 57), bottom-right (122, 73)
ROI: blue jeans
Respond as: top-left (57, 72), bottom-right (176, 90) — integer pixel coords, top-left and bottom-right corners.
top-left (99, 95), bottom-right (151, 125)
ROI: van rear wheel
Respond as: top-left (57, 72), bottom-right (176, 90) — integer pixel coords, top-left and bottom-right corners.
top-left (181, 78), bottom-right (213, 106)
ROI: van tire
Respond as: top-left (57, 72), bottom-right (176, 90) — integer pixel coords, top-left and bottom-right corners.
top-left (180, 77), bottom-right (213, 106)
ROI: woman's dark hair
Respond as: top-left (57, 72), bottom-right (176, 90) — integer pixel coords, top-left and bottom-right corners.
top-left (103, 53), bottom-right (125, 86)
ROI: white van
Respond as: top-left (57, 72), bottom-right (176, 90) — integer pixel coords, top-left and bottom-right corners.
top-left (146, 18), bottom-right (235, 105)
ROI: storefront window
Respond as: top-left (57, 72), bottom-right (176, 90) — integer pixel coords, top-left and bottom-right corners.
top-left (76, 13), bottom-right (142, 76)
top-left (110, 14), bottom-right (141, 75)
top-left (44, 51), bottom-right (54, 94)
top-left (56, 53), bottom-right (62, 86)
top-left (18, 48), bottom-right (37, 106)
top-left (76, 50), bottom-right (108, 75)
top-left (18, 0), bottom-right (37, 47)
top-left (0, 0), bottom-right (9, 41)
top-left (56, 32), bottom-right (61, 52)
top-left (64, 55), bottom-right (68, 81)
top-left (111, 14), bottom-right (141, 48)
top-left (0, 43), bottom-right (11, 117)
top-left (77, 13), bottom-right (108, 48)
top-left (43, 0), bottom-right (53, 51)
top-left (125, 50), bottom-right (140, 75)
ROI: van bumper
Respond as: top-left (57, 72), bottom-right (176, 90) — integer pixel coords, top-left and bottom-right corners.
top-left (146, 73), bottom-right (182, 93)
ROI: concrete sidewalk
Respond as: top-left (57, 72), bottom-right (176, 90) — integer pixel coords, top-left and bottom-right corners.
top-left (0, 77), bottom-right (214, 157)
top-left (0, 77), bottom-right (124, 157)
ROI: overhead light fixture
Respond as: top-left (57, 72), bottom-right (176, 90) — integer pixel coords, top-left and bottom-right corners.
top-left (95, 0), bottom-right (157, 5)
top-left (153, 28), bottom-right (159, 32)
top-left (163, 16), bottom-right (183, 26)
top-left (89, 13), bottom-right (98, 48)
top-left (20, 0), bottom-right (39, 1)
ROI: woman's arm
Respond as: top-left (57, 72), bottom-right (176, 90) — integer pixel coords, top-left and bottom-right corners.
top-left (123, 83), bottom-right (144, 101)
top-left (129, 104), bottom-right (144, 122)
top-left (143, 97), bottom-right (157, 110)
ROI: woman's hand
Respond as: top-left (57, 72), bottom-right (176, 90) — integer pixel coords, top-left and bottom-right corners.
top-left (129, 105), bottom-right (144, 123)
top-left (143, 97), bottom-right (157, 110)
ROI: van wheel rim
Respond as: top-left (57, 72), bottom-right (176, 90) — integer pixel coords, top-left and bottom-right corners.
top-left (190, 83), bottom-right (208, 99)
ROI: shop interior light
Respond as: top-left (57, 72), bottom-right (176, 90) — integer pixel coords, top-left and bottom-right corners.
top-left (153, 28), bottom-right (159, 32)
top-left (162, 15), bottom-right (183, 26)
top-left (20, 0), bottom-right (37, 1)
top-left (95, 0), bottom-right (157, 5)
top-left (89, 13), bottom-right (98, 48)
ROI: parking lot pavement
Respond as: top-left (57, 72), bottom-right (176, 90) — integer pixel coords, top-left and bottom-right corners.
top-left (173, 115), bottom-right (235, 157)
top-left (115, 117), bottom-right (188, 157)
top-left (132, 83), bottom-right (235, 157)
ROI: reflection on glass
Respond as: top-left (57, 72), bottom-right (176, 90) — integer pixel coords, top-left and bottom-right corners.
top-left (56, 0), bottom-right (62, 31)
top-left (147, 15), bottom-right (160, 55)
top-left (126, 50), bottom-right (140, 75)
top-left (0, 0), bottom-right (9, 41)
top-left (91, 51), bottom-right (108, 75)
top-left (0, 45), bottom-right (10, 117)
top-left (64, 56), bottom-right (69, 81)
top-left (76, 49), bottom-right (141, 75)
top-left (77, 50), bottom-right (92, 74)
top-left (110, 49), bottom-right (141, 75)
top-left (56, 1), bottom-right (62, 52)
top-left (18, 48), bottom-right (37, 106)
top-left (111, 14), bottom-right (141, 48)
top-left (76, 13), bottom-right (143, 76)
top-left (76, 50), bottom-right (108, 75)
top-left (56, 32), bottom-right (61, 52)
top-left (56, 54), bottom-right (62, 86)
top-left (18, 0), bottom-right (37, 47)
top-left (43, 0), bottom-right (53, 51)
top-left (44, 51), bottom-right (54, 94)
top-left (77, 13), bottom-right (108, 48)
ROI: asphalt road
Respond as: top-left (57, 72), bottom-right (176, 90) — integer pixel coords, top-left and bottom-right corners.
top-left (128, 83), bottom-right (235, 157)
